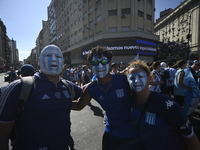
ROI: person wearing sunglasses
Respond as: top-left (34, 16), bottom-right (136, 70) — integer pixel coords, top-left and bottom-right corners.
top-left (72, 46), bottom-right (144, 150)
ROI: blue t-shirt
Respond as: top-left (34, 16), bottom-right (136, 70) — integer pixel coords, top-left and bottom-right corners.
top-left (63, 69), bottom-right (71, 81)
top-left (131, 92), bottom-right (194, 150)
top-left (0, 72), bottom-right (82, 150)
top-left (87, 74), bottom-right (137, 138)
top-left (174, 69), bottom-right (185, 96)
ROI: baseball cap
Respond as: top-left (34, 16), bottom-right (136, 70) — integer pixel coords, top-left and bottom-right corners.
top-left (20, 64), bottom-right (35, 76)
top-left (160, 62), bottom-right (167, 69)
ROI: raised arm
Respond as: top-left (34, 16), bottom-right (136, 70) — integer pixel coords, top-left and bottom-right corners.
top-left (72, 86), bottom-right (92, 110)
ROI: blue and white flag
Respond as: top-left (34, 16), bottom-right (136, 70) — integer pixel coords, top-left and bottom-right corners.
top-left (134, 53), bottom-right (139, 60)
top-left (183, 67), bottom-right (200, 115)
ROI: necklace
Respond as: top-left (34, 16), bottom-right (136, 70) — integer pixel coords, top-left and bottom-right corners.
top-left (97, 76), bottom-right (113, 94)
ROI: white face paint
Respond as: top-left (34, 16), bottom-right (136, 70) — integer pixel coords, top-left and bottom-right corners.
top-left (91, 54), bottom-right (110, 78)
top-left (39, 45), bottom-right (64, 75)
top-left (127, 72), bottom-right (147, 92)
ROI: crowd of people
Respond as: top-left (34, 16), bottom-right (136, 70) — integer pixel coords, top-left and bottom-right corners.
top-left (0, 44), bottom-right (200, 150)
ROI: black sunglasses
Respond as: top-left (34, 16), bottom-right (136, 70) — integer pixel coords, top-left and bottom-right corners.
top-left (91, 59), bottom-right (110, 66)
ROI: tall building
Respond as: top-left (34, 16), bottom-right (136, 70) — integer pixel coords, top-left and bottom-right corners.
top-left (8, 39), bottom-right (20, 69)
top-left (154, 0), bottom-right (200, 58)
top-left (0, 18), bottom-right (11, 71)
top-left (47, 0), bottom-right (158, 66)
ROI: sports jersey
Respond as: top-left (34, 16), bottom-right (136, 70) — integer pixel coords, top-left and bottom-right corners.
top-left (131, 92), bottom-right (194, 150)
top-left (165, 67), bottom-right (176, 87)
top-left (149, 70), bottom-right (162, 93)
top-left (83, 70), bottom-right (90, 84)
top-left (63, 69), bottom-right (71, 81)
top-left (87, 74), bottom-right (137, 138)
top-left (174, 69), bottom-right (185, 96)
top-left (0, 72), bottom-right (82, 150)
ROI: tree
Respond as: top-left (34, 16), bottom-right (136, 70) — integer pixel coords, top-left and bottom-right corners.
top-left (156, 41), bottom-right (190, 62)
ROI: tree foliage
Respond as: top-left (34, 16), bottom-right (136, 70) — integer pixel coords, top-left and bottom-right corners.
top-left (156, 41), bottom-right (191, 62)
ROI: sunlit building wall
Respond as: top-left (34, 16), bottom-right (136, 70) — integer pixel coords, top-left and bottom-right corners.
top-left (47, 0), bottom-right (159, 66)
top-left (154, 0), bottom-right (200, 55)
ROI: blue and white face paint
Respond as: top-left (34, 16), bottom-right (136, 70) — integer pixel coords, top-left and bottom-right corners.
top-left (91, 54), bottom-right (110, 78)
top-left (39, 45), bottom-right (64, 75)
top-left (127, 72), bottom-right (147, 92)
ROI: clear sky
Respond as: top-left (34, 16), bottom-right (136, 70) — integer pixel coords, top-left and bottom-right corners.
top-left (0, 0), bottom-right (182, 61)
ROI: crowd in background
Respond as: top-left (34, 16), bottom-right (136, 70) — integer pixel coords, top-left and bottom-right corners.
top-left (1, 44), bottom-right (200, 150)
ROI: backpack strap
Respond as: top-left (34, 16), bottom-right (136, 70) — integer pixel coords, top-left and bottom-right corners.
top-left (18, 76), bottom-right (35, 112)
top-left (61, 79), bottom-right (75, 100)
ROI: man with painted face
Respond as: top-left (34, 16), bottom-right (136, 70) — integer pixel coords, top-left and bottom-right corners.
top-left (0, 44), bottom-right (82, 150)
top-left (72, 46), bottom-right (142, 150)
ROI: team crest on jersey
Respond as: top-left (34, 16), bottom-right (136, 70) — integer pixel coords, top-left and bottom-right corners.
top-left (145, 112), bottom-right (156, 125)
top-left (115, 89), bottom-right (124, 98)
top-left (98, 95), bottom-right (104, 101)
top-left (166, 100), bottom-right (175, 109)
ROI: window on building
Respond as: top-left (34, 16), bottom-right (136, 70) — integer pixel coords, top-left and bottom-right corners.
top-left (96, 31), bottom-right (102, 35)
top-left (138, 10), bottom-right (144, 18)
top-left (147, 14), bottom-right (152, 21)
top-left (147, 0), bottom-right (152, 5)
top-left (96, 0), bottom-right (101, 6)
top-left (79, 16), bottom-right (82, 21)
top-left (108, 10), bottom-right (117, 16)
top-left (122, 26), bottom-right (130, 31)
top-left (96, 15), bottom-right (102, 22)
top-left (83, 11), bottom-right (87, 17)
top-left (89, 20), bottom-right (94, 26)
top-left (109, 27), bottom-right (117, 32)
top-left (146, 30), bottom-right (151, 33)
top-left (89, 6), bottom-right (94, 12)
top-left (122, 8), bottom-right (130, 15)
top-left (138, 27), bottom-right (144, 31)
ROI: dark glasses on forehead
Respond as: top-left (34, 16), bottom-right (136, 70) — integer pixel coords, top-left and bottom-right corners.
top-left (91, 59), bottom-right (110, 66)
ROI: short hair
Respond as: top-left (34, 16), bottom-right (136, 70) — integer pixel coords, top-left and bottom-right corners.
top-left (176, 59), bottom-right (187, 68)
top-left (194, 62), bottom-right (200, 66)
top-left (126, 60), bottom-right (153, 81)
top-left (167, 62), bottom-right (174, 67)
top-left (151, 61), bottom-right (161, 70)
top-left (87, 46), bottom-right (112, 62)
top-left (111, 62), bottom-right (118, 68)
top-left (20, 64), bottom-right (35, 76)
top-left (82, 65), bottom-right (87, 69)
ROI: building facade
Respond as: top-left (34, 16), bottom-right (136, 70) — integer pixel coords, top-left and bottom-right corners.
top-left (0, 19), bottom-right (11, 71)
top-left (8, 39), bottom-right (20, 68)
top-left (47, 0), bottom-right (159, 67)
top-left (154, 0), bottom-right (200, 58)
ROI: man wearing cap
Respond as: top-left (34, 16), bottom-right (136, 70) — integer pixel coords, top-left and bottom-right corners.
top-left (0, 44), bottom-right (82, 150)
top-left (20, 64), bottom-right (35, 77)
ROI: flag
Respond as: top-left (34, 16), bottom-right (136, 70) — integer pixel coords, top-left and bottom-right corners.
top-left (134, 53), bottom-right (139, 60)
